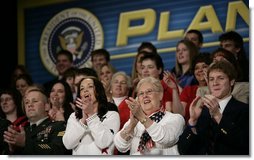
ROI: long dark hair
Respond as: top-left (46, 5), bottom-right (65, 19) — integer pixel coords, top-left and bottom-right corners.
top-left (75, 76), bottom-right (109, 120)
top-left (50, 80), bottom-right (74, 121)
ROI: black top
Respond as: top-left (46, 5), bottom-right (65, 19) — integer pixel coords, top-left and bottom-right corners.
top-left (178, 97), bottom-right (249, 155)
top-left (14, 118), bottom-right (70, 155)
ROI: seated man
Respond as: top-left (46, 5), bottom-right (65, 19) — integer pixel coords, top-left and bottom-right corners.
top-left (3, 89), bottom-right (68, 155)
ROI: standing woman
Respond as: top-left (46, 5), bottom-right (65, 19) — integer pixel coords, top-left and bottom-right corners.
top-left (110, 71), bottom-right (132, 129)
top-left (131, 42), bottom-right (157, 88)
top-left (0, 89), bottom-right (28, 154)
top-left (114, 77), bottom-right (185, 155)
top-left (48, 80), bottom-right (74, 122)
top-left (171, 39), bottom-right (199, 88)
top-left (140, 53), bottom-right (172, 111)
top-left (98, 63), bottom-right (117, 101)
top-left (0, 89), bottom-right (28, 130)
top-left (15, 74), bottom-right (33, 97)
top-left (63, 76), bottom-right (120, 155)
top-left (164, 53), bottom-right (212, 121)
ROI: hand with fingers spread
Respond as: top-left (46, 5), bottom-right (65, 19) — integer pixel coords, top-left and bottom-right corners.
top-left (75, 97), bottom-right (92, 124)
top-left (202, 95), bottom-right (222, 123)
top-left (189, 96), bottom-right (203, 126)
top-left (125, 97), bottom-right (146, 122)
top-left (163, 71), bottom-right (178, 90)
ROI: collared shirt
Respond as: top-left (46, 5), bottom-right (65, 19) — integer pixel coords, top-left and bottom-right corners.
top-left (30, 117), bottom-right (48, 127)
top-left (112, 96), bottom-right (127, 107)
top-left (218, 95), bottom-right (232, 113)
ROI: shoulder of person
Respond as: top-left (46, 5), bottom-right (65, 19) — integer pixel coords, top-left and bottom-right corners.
top-left (230, 97), bottom-right (249, 109)
top-left (107, 102), bottom-right (119, 113)
top-left (164, 111), bottom-right (185, 121)
top-left (49, 120), bottom-right (66, 130)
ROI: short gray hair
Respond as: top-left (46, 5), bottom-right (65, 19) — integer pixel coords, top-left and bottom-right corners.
top-left (136, 77), bottom-right (163, 93)
top-left (111, 71), bottom-right (132, 88)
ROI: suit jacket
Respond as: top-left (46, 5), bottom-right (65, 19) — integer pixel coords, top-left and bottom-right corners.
top-left (178, 97), bottom-right (249, 155)
top-left (15, 118), bottom-right (69, 155)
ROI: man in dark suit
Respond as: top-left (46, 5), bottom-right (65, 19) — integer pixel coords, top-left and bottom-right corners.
top-left (3, 89), bottom-right (69, 155)
top-left (178, 60), bottom-right (249, 155)
top-left (44, 50), bottom-right (73, 96)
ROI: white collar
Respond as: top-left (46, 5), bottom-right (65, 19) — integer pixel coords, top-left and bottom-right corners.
top-left (30, 117), bottom-right (48, 126)
top-left (112, 96), bottom-right (127, 107)
top-left (218, 95), bottom-right (232, 113)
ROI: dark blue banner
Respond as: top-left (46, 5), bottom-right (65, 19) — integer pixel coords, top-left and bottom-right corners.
top-left (21, 0), bottom-right (249, 84)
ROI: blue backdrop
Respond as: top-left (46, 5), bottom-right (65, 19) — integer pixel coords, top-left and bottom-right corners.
top-left (23, 0), bottom-right (249, 84)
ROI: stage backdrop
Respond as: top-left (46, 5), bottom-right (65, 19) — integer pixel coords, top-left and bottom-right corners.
top-left (18, 0), bottom-right (249, 84)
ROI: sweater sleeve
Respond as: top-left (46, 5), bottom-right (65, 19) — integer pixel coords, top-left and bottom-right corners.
top-left (86, 111), bottom-right (120, 149)
top-left (62, 113), bottom-right (88, 150)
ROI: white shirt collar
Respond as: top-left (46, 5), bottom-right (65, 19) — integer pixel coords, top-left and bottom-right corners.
top-left (218, 95), bottom-right (232, 113)
top-left (112, 96), bottom-right (127, 107)
top-left (30, 116), bottom-right (48, 126)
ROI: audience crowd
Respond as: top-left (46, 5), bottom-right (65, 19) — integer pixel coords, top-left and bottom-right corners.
top-left (0, 30), bottom-right (249, 155)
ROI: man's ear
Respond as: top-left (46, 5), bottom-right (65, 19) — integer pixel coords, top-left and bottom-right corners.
top-left (230, 79), bottom-right (235, 87)
top-left (235, 47), bottom-right (241, 54)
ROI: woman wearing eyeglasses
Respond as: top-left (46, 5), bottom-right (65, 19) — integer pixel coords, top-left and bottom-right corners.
top-left (114, 77), bottom-right (185, 155)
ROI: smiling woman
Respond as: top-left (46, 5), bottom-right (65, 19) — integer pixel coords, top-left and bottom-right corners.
top-left (114, 77), bottom-right (185, 155)
top-left (62, 76), bottom-right (120, 155)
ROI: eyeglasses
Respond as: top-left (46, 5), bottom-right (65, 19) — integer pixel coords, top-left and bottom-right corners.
top-left (137, 88), bottom-right (159, 98)
top-left (0, 97), bottom-right (13, 103)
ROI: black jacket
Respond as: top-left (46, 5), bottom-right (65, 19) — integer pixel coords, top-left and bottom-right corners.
top-left (178, 97), bottom-right (249, 155)
top-left (15, 118), bottom-right (69, 155)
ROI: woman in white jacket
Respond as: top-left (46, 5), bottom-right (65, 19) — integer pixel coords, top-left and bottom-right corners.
top-left (63, 76), bottom-right (120, 155)
top-left (114, 77), bottom-right (185, 155)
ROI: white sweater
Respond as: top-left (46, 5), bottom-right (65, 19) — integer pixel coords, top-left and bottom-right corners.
top-left (114, 111), bottom-right (185, 155)
top-left (63, 111), bottom-right (120, 155)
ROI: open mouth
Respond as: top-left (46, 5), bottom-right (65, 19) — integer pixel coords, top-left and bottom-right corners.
top-left (83, 93), bottom-right (91, 100)
top-left (144, 99), bottom-right (151, 104)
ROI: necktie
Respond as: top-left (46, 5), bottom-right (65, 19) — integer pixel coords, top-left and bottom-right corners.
top-left (30, 124), bottom-right (37, 132)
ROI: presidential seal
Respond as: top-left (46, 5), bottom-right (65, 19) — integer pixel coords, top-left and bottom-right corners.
top-left (40, 8), bottom-right (103, 76)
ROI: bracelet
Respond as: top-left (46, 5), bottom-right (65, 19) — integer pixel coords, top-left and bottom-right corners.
top-left (187, 123), bottom-right (196, 128)
top-left (140, 117), bottom-right (147, 125)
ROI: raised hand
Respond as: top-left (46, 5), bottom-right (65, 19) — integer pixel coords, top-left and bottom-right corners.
top-left (125, 97), bottom-right (145, 122)
top-left (189, 96), bottom-right (203, 125)
top-left (202, 95), bottom-right (222, 123)
top-left (163, 71), bottom-right (183, 93)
